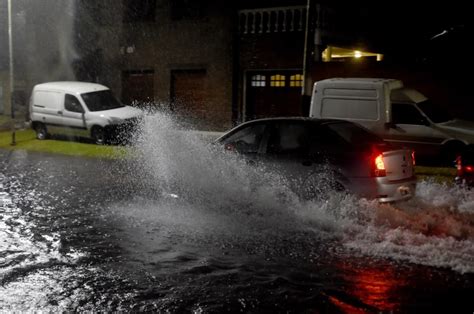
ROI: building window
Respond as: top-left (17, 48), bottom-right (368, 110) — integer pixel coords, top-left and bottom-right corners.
top-left (270, 74), bottom-right (286, 87)
top-left (290, 74), bottom-right (303, 87)
top-left (251, 75), bottom-right (266, 87)
top-left (123, 0), bottom-right (156, 23)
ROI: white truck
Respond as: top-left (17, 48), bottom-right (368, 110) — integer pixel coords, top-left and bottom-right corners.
top-left (30, 81), bottom-right (143, 144)
top-left (309, 78), bottom-right (474, 161)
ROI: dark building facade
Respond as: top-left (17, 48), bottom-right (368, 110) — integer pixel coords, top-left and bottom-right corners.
top-left (74, 0), bottom-right (310, 130)
top-left (2, 0), bottom-right (472, 127)
top-left (237, 5), bottom-right (307, 121)
top-left (100, 1), bottom-right (312, 130)
top-left (117, 0), bottom-right (234, 130)
top-left (66, 0), bottom-right (313, 130)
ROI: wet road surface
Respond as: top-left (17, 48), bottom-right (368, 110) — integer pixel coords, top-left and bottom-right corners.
top-left (1, 145), bottom-right (473, 312)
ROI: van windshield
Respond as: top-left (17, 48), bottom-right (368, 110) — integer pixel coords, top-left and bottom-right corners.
top-left (81, 90), bottom-right (125, 112)
top-left (417, 100), bottom-right (453, 123)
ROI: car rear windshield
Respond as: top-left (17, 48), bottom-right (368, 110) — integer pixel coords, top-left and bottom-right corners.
top-left (325, 122), bottom-right (386, 151)
top-left (81, 90), bottom-right (125, 112)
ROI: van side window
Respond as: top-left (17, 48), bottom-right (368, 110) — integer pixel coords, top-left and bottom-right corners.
top-left (392, 103), bottom-right (427, 125)
top-left (65, 94), bottom-right (84, 113)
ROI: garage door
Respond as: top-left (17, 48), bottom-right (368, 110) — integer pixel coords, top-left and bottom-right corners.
top-left (122, 69), bottom-right (154, 106)
top-left (171, 69), bottom-right (208, 126)
top-left (246, 70), bottom-right (303, 120)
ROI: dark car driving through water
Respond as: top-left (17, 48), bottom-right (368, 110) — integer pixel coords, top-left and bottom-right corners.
top-left (214, 118), bottom-right (416, 203)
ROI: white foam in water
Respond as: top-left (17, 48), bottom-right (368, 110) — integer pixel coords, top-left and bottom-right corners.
top-left (296, 179), bottom-right (474, 273)
top-left (133, 111), bottom-right (474, 274)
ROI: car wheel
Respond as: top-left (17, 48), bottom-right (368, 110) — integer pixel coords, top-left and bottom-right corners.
top-left (35, 123), bottom-right (48, 140)
top-left (91, 126), bottom-right (106, 145)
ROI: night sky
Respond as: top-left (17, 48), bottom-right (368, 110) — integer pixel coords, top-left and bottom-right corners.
top-left (325, 2), bottom-right (470, 59)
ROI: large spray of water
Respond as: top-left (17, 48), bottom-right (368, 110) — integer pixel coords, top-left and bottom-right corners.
top-left (128, 111), bottom-right (474, 273)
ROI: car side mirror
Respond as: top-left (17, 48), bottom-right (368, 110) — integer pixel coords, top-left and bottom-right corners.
top-left (225, 142), bottom-right (247, 153)
top-left (224, 142), bottom-right (236, 152)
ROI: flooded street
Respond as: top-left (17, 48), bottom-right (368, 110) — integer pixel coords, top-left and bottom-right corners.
top-left (1, 115), bottom-right (474, 312)
top-left (1, 0), bottom-right (473, 311)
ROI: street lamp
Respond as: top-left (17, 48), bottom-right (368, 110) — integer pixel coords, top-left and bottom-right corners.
top-left (8, 0), bottom-right (15, 145)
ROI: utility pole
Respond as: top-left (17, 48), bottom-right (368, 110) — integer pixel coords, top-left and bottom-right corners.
top-left (313, 3), bottom-right (323, 63)
top-left (8, 0), bottom-right (16, 145)
top-left (302, 0), bottom-right (313, 116)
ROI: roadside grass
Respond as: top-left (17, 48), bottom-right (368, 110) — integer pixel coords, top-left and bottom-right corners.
top-left (0, 128), bottom-right (457, 183)
top-left (415, 165), bottom-right (456, 184)
top-left (0, 129), bottom-right (128, 159)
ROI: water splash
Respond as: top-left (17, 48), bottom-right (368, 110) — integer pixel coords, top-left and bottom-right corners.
top-left (293, 178), bottom-right (474, 273)
top-left (131, 111), bottom-right (474, 273)
top-left (134, 111), bottom-right (298, 210)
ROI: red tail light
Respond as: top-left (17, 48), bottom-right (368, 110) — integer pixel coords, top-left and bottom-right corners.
top-left (372, 153), bottom-right (386, 177)
top-left (456, 156), bottom-right (463, 171)
top-left (456, 155), bottom-right (474, 175)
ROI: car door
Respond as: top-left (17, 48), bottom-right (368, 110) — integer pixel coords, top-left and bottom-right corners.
top-left (62, 94), bottom-right (88, 137)
top-left (259, 121), bottom-right (329, 190)
top-left (384, 103), bottom-right (447, 155)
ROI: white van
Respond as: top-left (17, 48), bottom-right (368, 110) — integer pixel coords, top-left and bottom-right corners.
top-left (309, 78), bottom-right (474, 161)
top-left (30, 81), bottom-right (143, 144)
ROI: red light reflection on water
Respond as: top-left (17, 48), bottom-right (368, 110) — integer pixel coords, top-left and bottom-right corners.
top-left (335, 261), bottom-right (407, 312)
